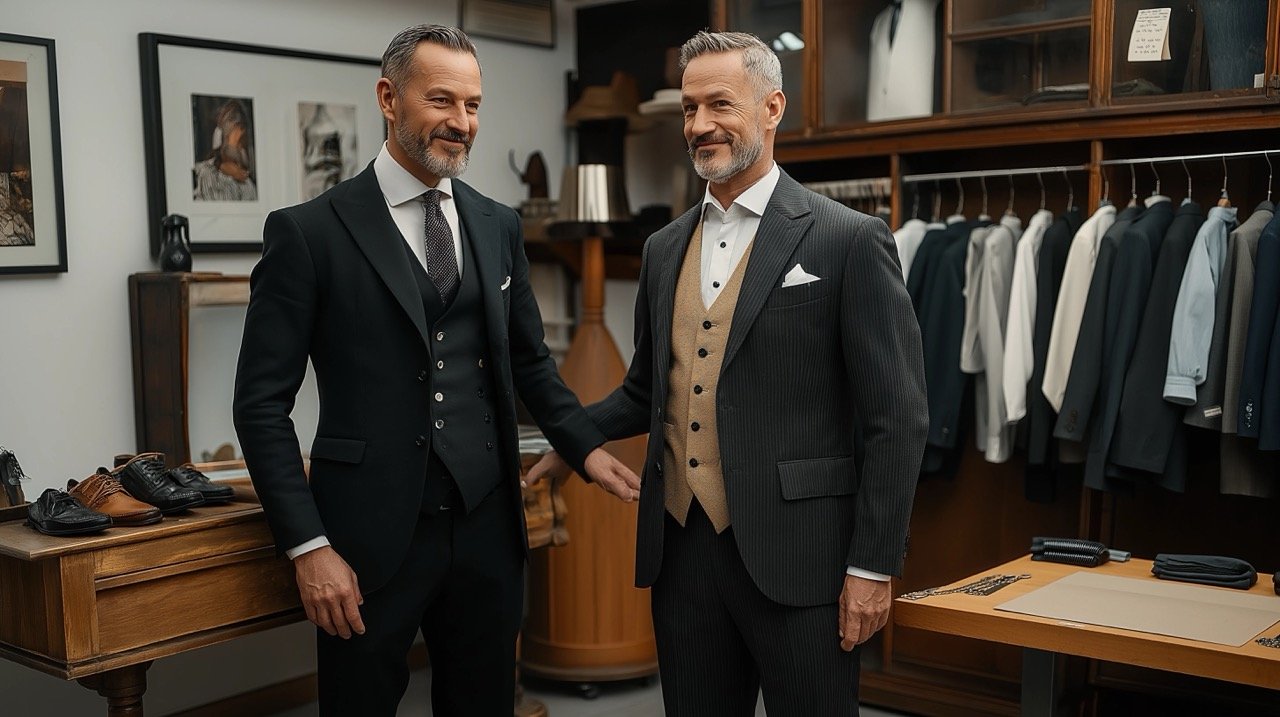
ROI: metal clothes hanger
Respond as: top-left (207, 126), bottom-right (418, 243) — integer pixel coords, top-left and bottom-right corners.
top-left (1218, 155), bottom-right (1231, 208)
top-left (1005, 174), bottom-right (1017, 217)
top-left (979, 175), bottom-right (991, 221)
top-left (1100, 169), bottom-right (1112, 208)
top-left (950, 178), bottom-right (966, 221)
top-left (1128, 164), bottom-right (1138, 207)
top-left (931, 179), bottom-right (942, 222)
top-left (1265, 151), bottom-right (1275, 205)
top-left (1062, 168), bottom-right (1074, 212)
top-left (1149, 161), bottom-right (1162, 198)
top-left (1180, 158), bottom-right (1193, 206)
top-left (1037, 171), bottom-right (1046, 211)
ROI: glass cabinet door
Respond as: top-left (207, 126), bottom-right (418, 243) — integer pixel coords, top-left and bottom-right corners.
top-left (1111, 0), bottom-right (1272, 102)
top-left (824, 0), bottom-right (943, 126)
top-left (949, 0), bottom-right (1092, 113)
top-left (727, 0), bottom-right (806, 132)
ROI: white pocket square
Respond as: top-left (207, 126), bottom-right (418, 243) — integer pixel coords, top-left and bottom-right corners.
top-left (781, 264), bottom-right (820, 288)
top-left (500, 276), bottom-right (511, 291)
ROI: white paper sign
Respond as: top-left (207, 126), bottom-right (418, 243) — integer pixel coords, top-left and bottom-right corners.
top-left (1128, 8), bottom-right (1172, 62)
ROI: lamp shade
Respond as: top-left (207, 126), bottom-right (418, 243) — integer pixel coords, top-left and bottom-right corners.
top-left (546, 164), bottom-right (632, 240)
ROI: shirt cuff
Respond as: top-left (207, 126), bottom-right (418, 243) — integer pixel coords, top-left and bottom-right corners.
top-left (286, 536), bottom-right (331, 560)
top-left (846, 566), bottom-right (891, 581)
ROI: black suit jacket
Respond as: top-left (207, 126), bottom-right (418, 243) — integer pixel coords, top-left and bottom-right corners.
top-left (1238, 211), bottom-right (1280, 445)
top-left (917, 220), bottom-right (974, 451)
top-left (233, 165), bottom-right (603, 593)
top-left (587, 171), bottom-right (929, 607)
top-left (1110, 202), bottom-right (1204, 490)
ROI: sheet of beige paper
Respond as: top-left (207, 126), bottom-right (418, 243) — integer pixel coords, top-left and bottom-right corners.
top-left (996, 572), bottom-right (1280, 647)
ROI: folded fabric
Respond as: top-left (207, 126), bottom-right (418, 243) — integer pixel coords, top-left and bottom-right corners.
top-left (1030, 536), bottom-right (1110, 567)
top-left (1152, 554), bottom-right (1257, 590)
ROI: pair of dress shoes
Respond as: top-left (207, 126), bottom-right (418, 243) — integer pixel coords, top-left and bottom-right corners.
top-left (110, 452), bottom-right (234, 513)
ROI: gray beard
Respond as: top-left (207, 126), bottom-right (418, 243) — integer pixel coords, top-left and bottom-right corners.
top-left (396, 123), bottom-right (470, 179)
top-left (690, 132), bottom-right (763, 184)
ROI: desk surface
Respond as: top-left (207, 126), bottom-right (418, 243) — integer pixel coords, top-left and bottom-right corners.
top-left (893, 555), bottom-right (1280, 690)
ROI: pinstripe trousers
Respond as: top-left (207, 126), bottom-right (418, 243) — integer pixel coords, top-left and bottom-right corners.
top-left (652, 503), bottom-right (861, 716)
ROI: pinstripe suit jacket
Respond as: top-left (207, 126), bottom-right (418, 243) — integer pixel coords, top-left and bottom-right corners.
top-left (587, 171), bottom-right (929, 607)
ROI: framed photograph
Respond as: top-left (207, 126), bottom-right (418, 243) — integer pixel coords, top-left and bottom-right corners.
top-left (462, 0), bottom-right (555, 49)
top-left (139, 33), bottom-right (384, 255)
top-left (0, 33), bottom-right (67, 275)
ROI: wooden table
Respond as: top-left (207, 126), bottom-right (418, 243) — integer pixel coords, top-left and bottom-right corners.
top-left (893, 555), bottom-right (1280, 716)
top-left (0, 471), bottom-right (569, 716)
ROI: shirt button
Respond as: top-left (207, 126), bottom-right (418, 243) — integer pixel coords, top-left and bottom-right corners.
top-left (720, 242), bottom-right (726, 248)
top-left (435, 392), bottom-right (444, 402)
top-left (712, 281), bottom-right (721, 289)
top-left (435, 419), bottom-right (445, 429)
top-left (478, 358), bottom-right (485, 368)
top-left (437, 360), bottom-right (444, 370)
top-left (689, 458), bottom-right (699, 468)
top-left (691, 422), bottom-right (700, 431)
top-left (436, 331), bottom-right (445, 341)
top-left (702, 320), bottom-right (712, 330)
top-left (698, 348), bottom-right (708, 358)
top-left (694, 385), bottom-right (703, 394)
top-left (418, 369), bottom-right (428, 381)
top-left (415, 435), bottom-right (426, 447)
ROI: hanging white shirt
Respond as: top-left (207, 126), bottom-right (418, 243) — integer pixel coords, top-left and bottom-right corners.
top-left (977, 214), bottom-right (1024, 461)
top-left (866, 0), bottom-right (941, 122)
top-left (894, 218), bottom-right (928, 279)
top-left (1042, 204), bottom-right (1116, 411)
top-left (1002, 209), bottom-right (1054, 423)
top-left (699, 163), bottom-right (780, 309)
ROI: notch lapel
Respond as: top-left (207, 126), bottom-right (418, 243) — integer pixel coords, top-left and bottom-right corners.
top-left (331, 166), bottom-right (431, 349)
top-left (722, 173), bottom-right (813, 371)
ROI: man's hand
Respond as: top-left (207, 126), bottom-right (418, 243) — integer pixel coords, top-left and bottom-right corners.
top-left (524, 450), bottom-right (571, 488)
top-left (294, 546), bottom-right (366, 639)
top-left (838, 574), bottom-right (891, 651)
top-left (524, 448), bottom-right (641, 503)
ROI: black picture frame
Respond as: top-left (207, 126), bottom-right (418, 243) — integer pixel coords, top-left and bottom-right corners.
top-left (138, 33), bottom-right (383, 256)
top-left (461, 0), bottom-right (556, 49)
top-left (0, 32), bottom-right (67, 275)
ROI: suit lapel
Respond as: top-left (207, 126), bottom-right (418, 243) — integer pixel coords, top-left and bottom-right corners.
top-left (331, 165), bottom-right (431, 349)
top-left (722, 171), bottom-right (813, 370)
top-left (452, 180), bottom-right (503, 353)
top-left (653, 206), bottom-right (703, 397)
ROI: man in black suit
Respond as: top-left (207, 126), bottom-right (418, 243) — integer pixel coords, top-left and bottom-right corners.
top-left (232, 25), bottom-right (639, 717)
top-left (530, 30), bottom-right (928, 716)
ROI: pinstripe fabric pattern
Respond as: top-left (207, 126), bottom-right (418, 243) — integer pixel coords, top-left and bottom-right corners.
top-left (587, 170), bottom-right (929, 606)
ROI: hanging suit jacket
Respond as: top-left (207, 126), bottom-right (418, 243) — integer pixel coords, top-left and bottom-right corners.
top-left (1109, 202), bottom-right (1205, 491)
top-left (1053, 203), bottom-right (1142, 449)
top-left (1024, 208), bottom-right (1082, 500)
top-left (1164, 206), bottom-right (1239, 405)
top-left (918, 220), bottom-right (974, 461)
top-left (1057, 197), bottom-right (1175, 491)
top-left (866, 0), bottom-right (940, 122)
top-left (1238, 211), bottom-right (1280, 441)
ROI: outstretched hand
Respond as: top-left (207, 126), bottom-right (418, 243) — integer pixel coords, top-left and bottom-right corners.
top-left (525, 448), bottom-right (641, 502)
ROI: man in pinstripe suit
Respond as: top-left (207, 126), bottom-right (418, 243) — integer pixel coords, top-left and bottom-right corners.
top-left (529, 30), bottom-right (928, 716)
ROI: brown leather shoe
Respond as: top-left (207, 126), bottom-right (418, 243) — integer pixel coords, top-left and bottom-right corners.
top-left (67, 471), bottom-right (163, 526)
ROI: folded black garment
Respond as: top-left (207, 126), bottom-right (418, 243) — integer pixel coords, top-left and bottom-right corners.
top-left (1031, 537), bottom-right (1110, 568)
top-left (1151, 554), bottom-right (1257, 590)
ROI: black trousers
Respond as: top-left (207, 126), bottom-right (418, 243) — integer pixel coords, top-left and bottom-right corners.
top-left (316, 482), bottom-right (523, 716)
top-left (652, 502), bottom-right (861, 717)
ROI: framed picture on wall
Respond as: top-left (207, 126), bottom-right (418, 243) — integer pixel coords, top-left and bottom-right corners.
top-left (138, 33), bottom-right (384, 256)
top-left (462, 0), bottom-right (555, 48)
top-left (0, 33), bottom-right (67, 275)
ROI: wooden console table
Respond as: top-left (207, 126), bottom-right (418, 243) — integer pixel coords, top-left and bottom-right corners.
top-left (0, 468), bottom-right (568, 716)
top-left (893, 555), bottom-right (1280, 716)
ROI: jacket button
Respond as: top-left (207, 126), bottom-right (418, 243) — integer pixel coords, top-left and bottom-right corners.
top-left (478, 358), bottom-right (485, 368)
top-left (436, 331), bottom-right (445, 341)
top-left (657, 407), bottom-right (664, 420)
top-left (418, 369), bottom-right (428, 381)
top-left (486, 442), bottom-right (494, 450)
top-left (689, 458), bottom-right (699, 468)
top-left (484, 414), bottom-right (492, 424)
top-left (415, 435), bottom-right (426, 447)
top-left (691, 422), bottom-right (700, 431)
top-left (434, 392), bottom-right (444, 402)
top-left (434, 419), bottom-right (445, 429)
top-left (698, 348), bottom-right (708, 358)
top-left (702, 320), bottom-right (712, 330)
top-left (654, 462), bottom-right (663, 476)
top-left (694, 385), bottom-right (703, 394)
top-left (437, 360), bottom-right (444, 370)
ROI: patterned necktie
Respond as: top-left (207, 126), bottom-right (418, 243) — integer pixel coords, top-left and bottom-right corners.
top-left (421, 189), bottom-right (460, 304)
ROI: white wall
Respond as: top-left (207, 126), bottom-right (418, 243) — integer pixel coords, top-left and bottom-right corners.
top-left (0, 0), bottom-right (584, 713)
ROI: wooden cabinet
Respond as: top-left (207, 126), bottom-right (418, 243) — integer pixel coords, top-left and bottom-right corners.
top-left (704, 2), bottom-right (1280, 714)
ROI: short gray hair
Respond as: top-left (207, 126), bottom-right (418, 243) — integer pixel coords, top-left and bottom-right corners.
top-left (678, 31), bottom-right (782, 99)
top-left (381, 24), bottom-right (479, 89)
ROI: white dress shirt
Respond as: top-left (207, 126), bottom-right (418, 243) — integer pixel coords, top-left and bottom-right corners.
top-left (976, 215), bottom-right (1023, 461)
top-left (1042, 204), bottom-right (1116, 411)
top-left (893, 218), bottom-right (928, 280)
top-left (1002, 209), bottom-right (1054, 423)
top-left (286, 143), bottom-right (466, 561)
top-left (699, 163), bottom-right (780, 308)
top-left (866, 0), bottom-right (941, 122)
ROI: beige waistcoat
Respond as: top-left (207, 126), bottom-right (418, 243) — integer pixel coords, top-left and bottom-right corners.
top-left (663, 221), bottom-right (755, 533)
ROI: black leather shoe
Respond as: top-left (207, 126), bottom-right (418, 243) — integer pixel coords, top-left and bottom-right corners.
top-left (167, 464), bottom-right (235, 504)
top-left (112, 452), bottom-right (205, 514)
top-left (1, 446), bottom-right (29, 507)
top-left (26, 488), bottom-right (112, 536)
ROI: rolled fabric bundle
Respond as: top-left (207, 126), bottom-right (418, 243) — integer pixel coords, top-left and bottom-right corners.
top-left (1151, 554), bottom-right (1258, 590)
top-left (1030, 537), bottom-right (1110, 568)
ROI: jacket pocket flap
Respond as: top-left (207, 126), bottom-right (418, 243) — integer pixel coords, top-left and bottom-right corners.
top-left (777, 456), bottom-right (858, 500)
top-left (310, 436), bottom-right (366, 464)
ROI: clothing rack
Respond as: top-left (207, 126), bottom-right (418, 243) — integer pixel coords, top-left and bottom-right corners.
top-left (901, 164), bottom-right (1090, 183)
top-left (1099, 149), bottom-right (1277, 166)
top-left (804, 177), bottom-right (893, 200)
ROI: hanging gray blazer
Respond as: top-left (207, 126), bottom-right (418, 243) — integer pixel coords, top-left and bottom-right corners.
top-left (586, 171), bottom-right (929, 607)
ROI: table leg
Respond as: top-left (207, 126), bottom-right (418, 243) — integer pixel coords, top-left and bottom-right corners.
top-left (77, 661), bottom-right (153, 717)
top-left (1020, 649), bottom-right (1062, 717)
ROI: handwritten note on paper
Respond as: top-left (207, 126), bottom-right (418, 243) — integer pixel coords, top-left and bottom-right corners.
top-left (1128, 8), bottom-right (1172, 62)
